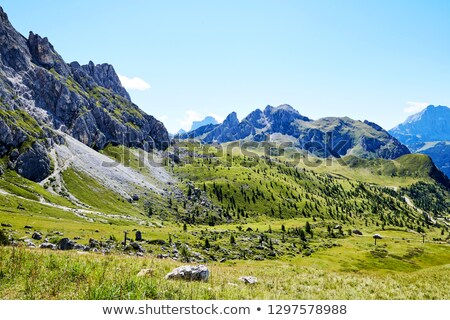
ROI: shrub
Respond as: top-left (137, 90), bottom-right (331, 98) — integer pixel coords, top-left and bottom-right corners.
top-left (0, 230), bottom-right (9, 246)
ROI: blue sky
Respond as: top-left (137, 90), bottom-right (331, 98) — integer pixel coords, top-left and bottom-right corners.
top-left (2, 0), bottom-right (450, 133)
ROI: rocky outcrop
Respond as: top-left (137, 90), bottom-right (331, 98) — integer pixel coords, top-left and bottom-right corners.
top-left (15, 141), bottom-right (51, 182)
top-left (73, 61), bottom-right (131, 101)
top-left (0, 6), bottom-right (169, 181)
top-left (28, 32), bottom-right (71, 76)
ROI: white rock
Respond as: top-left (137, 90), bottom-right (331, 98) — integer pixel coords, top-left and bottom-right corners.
top-left (165, 265), bottom-right (209, 281)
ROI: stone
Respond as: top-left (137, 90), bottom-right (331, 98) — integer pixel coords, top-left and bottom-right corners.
top-left (135, 231), bottom-right (142, 241)
top-left (147, 239), bottom-right (167, 245)
top-left (137, 269), bottom-right (154, 277)
top-left (24, 225), bottom-right (33, 229)
top-left (130, 242), bottom-right (145, 252)
top-left (89, 238), bottom-right (99, 248)
top-left (165, 265), bottom-right (209, 282)
top-left (132, 194), bottom-right (140, 201)
top-left (39, 242), bottom-right (57, 250)
top-left (74, 244), bottom-right (87, 251)
top-left (9, 149), bottom-right (19, 161)
top-left (24, 239), bottom-right (35, 246)
top-left (31, 232), bottom-right (42, 240)
top-left (352, 229), bottom-right (363, 235)
top-left (238, 276), bottom-right (258, 284)
top-left (57, 238), bottom-right (75, 250)
top-left (1, 223), bottom-right (12, 227)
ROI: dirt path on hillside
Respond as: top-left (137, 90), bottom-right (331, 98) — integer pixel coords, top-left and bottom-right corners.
top-left (0, 187), bottom-right (149, 225)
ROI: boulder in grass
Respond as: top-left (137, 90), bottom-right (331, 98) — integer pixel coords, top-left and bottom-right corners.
top-left (57, 238), bottom-right (75, 250)
top-left (165, 265), bottom-right (209, 282)
top-left (130, 242), bottom-right (145, 252)
top-left (352, 229), bottom-right (363, 235)
top-left (32, 232), bottom-right (42, 240)
top-left (40, 242), bottom-right (57, 250)
top-left (238, 276), bottom-right (258, 284)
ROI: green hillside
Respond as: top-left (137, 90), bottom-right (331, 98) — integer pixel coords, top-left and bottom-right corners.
top-left (1, 142), bottom-right (449, 299)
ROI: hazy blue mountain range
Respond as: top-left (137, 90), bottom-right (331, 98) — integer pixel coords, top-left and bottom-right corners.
top-left (390, 105), bottom-right (450, 177)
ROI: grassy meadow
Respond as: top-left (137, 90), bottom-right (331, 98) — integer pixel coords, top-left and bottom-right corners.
top-left (1, 143), bottom-right (450, 300)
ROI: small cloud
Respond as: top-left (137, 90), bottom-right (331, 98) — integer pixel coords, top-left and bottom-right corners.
top-left (209, 113), bottom-right (225, 123)
top-left (404, 101), bottom-right (429, 114)
top-left (118, 74), bottom-right (151, 91)
top-left (177, 110), bottom-right (204, 131)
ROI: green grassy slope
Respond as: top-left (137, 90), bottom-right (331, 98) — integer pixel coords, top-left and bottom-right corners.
top-left (1, 142), bottom-right (449, 299)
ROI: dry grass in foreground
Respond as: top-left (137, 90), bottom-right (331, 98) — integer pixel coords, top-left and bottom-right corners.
top-left (0, 246), bottom-right (449, 300)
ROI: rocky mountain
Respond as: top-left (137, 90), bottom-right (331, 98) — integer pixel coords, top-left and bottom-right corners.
top-left (0, 6), bottom-right (169, 182)
top-left (179, 104), bottom-right (409, 160)
top-left (190, 116), bottom-right (218, 131)
top-left (390, 105), bottom-right (450, 177)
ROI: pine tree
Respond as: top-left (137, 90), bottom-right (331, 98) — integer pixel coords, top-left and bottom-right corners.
top-left (299, 229), bottom-right (307, 242)
top-left (305, 221), bottom-right (312, 235)
top-left (230, 234), bottom-right (236, 245)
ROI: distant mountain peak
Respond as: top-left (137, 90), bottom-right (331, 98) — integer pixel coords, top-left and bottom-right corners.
top-left (390, 105), bottom-right (450, 177)
top-left (190, 116), bottom-right (218, 131)
top-left (223, 111), bottom-right (239, 125)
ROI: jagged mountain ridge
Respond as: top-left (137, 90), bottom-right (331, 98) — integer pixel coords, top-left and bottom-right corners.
top-left (179, 104), bottom-right (410, 160)
top-left (390, 105), bottom-right (450, 177)
top-left (0, 6), bottom-right (169, 182)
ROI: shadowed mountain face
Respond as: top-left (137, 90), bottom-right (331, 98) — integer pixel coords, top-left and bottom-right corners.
top-left (179, 104), bottom-right (410, 160)
top-left (390, 105), bottom-right (450, 177)
top-left (0, 6), bottom-right (168, 181)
